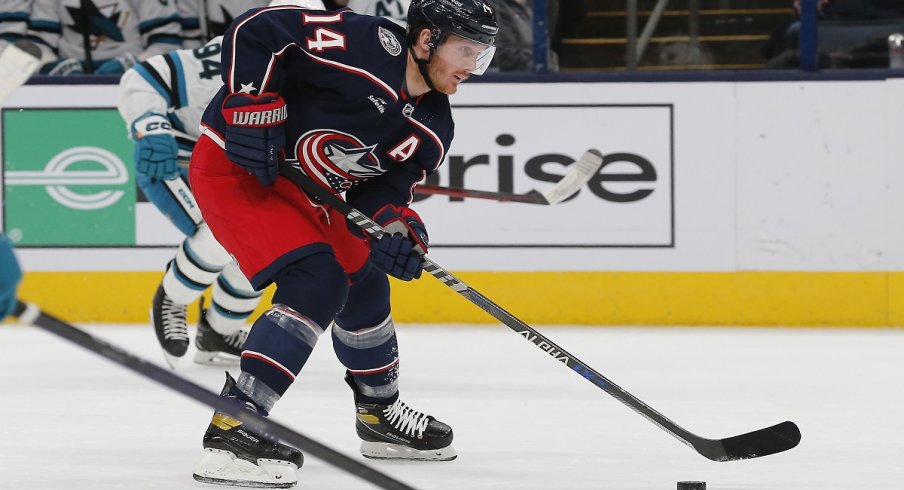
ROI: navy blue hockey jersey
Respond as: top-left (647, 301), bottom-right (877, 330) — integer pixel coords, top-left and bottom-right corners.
top-left (200, 5), bottom-right (455, 216)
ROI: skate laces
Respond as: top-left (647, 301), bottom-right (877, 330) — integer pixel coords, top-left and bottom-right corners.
top-left (160, 295), bottom-right (188, 341)
top-left (383, 399), bottom-right (430, 438)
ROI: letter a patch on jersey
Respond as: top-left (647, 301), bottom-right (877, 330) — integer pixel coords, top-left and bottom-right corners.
top-left (386, 135), bottom-right (420, 162)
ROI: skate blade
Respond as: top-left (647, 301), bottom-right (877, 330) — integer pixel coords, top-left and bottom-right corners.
top-left (360, 441), bottom-right (457, 461)
top-left (194, 350), bottom-right (240, 366)
top-left (161, 349), bottom-right (182, 369)
top-left (193, 448), bottom-right (298, 488)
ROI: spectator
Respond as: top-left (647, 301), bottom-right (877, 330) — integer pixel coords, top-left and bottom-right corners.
top-left (764, 0), bottom-right (904, 68)
top-left (29, 0), bottom-right (182, 76)
top-left (0, 0), bottom-right (31, 51)
top-left (550, 0), bottom-right (587, 56)
top-left (488, 0), bottom-right (558, 72)
top-left (794, 0), bottom-right (904, 20)
top-left (183, 0), bottom-right (272, 45)
top-left (331, 0), bottom-right (410, 25)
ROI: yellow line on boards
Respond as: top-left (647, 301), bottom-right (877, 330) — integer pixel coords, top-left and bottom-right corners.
top-left (12, 272), bottom-right (904, 327)
top-left (14, 271), bottom-right (904, 327)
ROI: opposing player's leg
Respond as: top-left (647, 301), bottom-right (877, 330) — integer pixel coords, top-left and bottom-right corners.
top-left (141, 171), bottom-right (207, 366)
top-left (333, 265), bottom-right (456, 461)
top-left (194, 262), bottom-right (263, 365)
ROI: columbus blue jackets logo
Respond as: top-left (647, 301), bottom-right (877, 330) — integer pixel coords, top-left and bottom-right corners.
top-left (296, 130), bottom-right (384, 190)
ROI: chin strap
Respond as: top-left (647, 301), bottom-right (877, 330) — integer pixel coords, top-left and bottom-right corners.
top-left (410, 47), bottom-right (437, 92)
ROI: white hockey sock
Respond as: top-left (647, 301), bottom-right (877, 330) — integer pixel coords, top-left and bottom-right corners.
top-left (206, 262), bottom-right (262, 336)
top-left (162, 223), bottom-right (233, 305)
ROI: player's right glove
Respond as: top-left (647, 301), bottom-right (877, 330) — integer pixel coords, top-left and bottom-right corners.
top-left (221, 92), bottom-right (287, 187)
top-left (131, 113), bottom-right (179, 181)
top-left (0, 234), bottom-right (22, 320)
top-left (368, 204), bottom-right (428, 281)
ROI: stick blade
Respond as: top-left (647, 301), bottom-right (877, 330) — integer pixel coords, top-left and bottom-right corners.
top-left (0, 40), bottom-right (41, 106)
top-left (541, 149), bottom-right (604, 205)
top-left (696, 421), bottom-right (801, 462)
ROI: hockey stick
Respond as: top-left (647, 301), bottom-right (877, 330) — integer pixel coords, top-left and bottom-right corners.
top-left (176, 151), bottom-right (603, 205)
top-left (164, 176), bottom-right (204, 226)
top-left (277, 160), bottom-right (802, 462)
top-left (79, 0), bottom-right (95, 73)
top-left (0, 40), bottom-right (42, 106)
top-left (414, 149), bottom-right (604, 205)
top-left (11, 301), bottom-right (419, 490)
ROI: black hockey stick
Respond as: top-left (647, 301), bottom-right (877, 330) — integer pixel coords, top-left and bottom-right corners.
top-left (79, 0), bottom-right (95, 73)
top-left (11, 301), bottom-right (419, 490)
top-left (414, 183), bottom-right (547, 203)
top-left (277, 160), bottom-right (802, 462)
top-left (179, 150), bottom-right (603, 205)
top-left (414, 149), bottom-right (604, 205)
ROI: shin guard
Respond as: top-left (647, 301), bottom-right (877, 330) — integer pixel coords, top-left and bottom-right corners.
top-left (333, 267), bottom-right (398, 402)
top-left (239, 305), bottom-right (325, 407)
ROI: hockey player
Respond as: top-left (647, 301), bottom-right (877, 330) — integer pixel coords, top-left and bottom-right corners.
top-left (117, 35), bottom-right (261, 368)
top-left (117, 0), bottom-right (326, 368)
top-left (0, 1), bottom-right (45, 106)
top-left (0, 234), bottom-right (22, 321)
top-left (29, 0), bottom-right (182, 76)
top-left (176, 0), bottom-right (270, 48)
top-left (178, 0), bottom-right (402, 47)
top-left (333, 0), bottom-right (411, 25)
top-left (188, 0), bottom-right (497, 486)
top-left (0, 0), bottom-right (31, 49)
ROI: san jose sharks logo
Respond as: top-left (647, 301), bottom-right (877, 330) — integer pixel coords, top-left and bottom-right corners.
top-left (296, 130), bottom-right (384, 190)
top-left (66, 1), bottom-right (126, 46)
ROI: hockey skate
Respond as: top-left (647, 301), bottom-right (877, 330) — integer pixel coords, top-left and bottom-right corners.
top-left (346, 372), bottom-right (456, 461)
top-left (193, 373), bottom-right (303, 488)
top-left (194, 299), bottom-right (247, 366)
top-left (151, 282), bottom-right (189, 368)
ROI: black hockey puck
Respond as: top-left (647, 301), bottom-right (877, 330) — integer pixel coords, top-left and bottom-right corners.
top-left (677, 482), bottom-right (706, 490)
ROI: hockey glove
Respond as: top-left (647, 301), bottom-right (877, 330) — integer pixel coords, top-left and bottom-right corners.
top-left (0, 234), bottom-right (22, 320)
top-left (131, 113), bottom-right (179, 181)
top-left (368, 205), bottom-right (428, 281)
top-left (43, 57), bottom-right (83, 76)
top-left (95, 53), bottom-right (137, 75)
top-left (221, 92), bottom-right (287, 187)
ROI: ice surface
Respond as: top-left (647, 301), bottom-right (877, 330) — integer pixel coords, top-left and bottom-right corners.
top-left (2, 323), bottom-right (901, 489)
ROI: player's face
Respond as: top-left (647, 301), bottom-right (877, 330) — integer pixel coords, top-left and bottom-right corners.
top-left (429, 35), bottom-right (495, 94)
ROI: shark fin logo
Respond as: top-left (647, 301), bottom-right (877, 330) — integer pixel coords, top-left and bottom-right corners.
top-left (66, 1), bottom-right (126, 45)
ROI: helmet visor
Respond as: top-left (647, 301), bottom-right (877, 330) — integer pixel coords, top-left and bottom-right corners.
top-left (435, 35), bottom-right (496, 75)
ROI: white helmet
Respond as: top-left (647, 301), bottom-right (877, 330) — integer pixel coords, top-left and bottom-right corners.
top-left (268, 0), bottom-right (325, 8)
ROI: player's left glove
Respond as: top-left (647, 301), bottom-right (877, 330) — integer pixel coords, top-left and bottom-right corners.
top-left (221, 92), bottom-right (287, 186)
top-left (0, 234), bottom-right (22, 320)
top-left (95, 53), bottom-right (137, 75)
top-left (368, 205), bottom-right (428, 281)
top-left (131, 113), bottom-right (179, 181)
